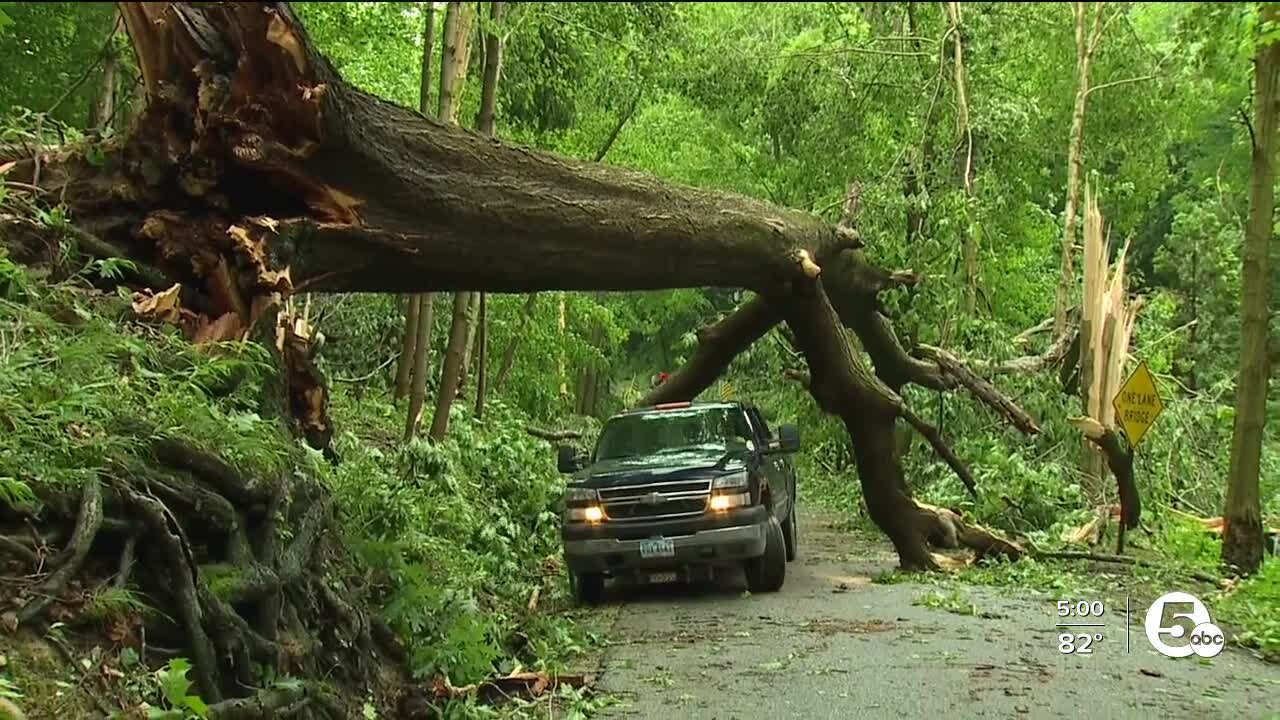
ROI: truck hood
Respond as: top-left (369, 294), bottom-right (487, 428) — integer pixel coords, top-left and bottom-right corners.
top-left (579, 447), bottom-right (747, 488)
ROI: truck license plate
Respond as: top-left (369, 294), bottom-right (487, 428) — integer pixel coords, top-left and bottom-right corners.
top-left (639, 538), bottom-right (674, 559)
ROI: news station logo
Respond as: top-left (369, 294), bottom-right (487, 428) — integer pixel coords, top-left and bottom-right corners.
top-left (1144, 591), bottom-right (1225, 658)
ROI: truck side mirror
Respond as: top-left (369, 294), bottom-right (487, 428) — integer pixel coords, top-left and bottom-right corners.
top-left (557, 445), bottom-right (582, 473)
top-left (777, 424), bottom-right (800, 453)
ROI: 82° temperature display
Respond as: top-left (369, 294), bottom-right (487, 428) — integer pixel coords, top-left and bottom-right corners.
top-left (1056, 599), bottom-right (1109, 655)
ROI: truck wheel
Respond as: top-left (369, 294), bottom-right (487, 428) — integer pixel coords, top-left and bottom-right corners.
top-left (745, 515), bottom-right (786, 593)
top-left (572, 572), bottom-right (605, 605)
top-left (783, 505), bottom-right (798, 562)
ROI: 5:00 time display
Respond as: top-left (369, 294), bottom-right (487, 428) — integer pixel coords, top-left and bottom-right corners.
top-left (1057, 600), bottom-right (1104, 617)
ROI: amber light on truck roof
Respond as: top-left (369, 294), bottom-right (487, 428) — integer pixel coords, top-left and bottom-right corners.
top-left (652, 401), bottom-right (692, 410)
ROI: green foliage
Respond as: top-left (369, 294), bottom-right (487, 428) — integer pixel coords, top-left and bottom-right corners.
top-left (320, 390), bottom-right (599, 687)
top-left (141, 659), bottom-right (209, 720)
top-left (912, 588), bottom-right (978, 617)
top-left (0, 263), bottom-right (290, 499)
top-left (1217, 560), bottom-right (1280, 659)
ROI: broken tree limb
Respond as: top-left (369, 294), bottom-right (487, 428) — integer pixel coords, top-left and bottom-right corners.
top-left (1069, 416), bottom-right (1139, 553)
top-left (900, 407), bottom-right (977, 498)
top-left (915, 344), bottom-right (1041, 434)
top-left (642, 296), bottom-right (780, 406)
top-left (525, 426), bottom-right (582, 442)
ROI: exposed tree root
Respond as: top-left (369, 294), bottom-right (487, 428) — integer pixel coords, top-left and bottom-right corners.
top-left (16, 476), bottom-right (102, 626)
top-left (117, 480), bottom-right (223, 702)
top-left (0, 535), bottom-right (37, 565)
top-left (207, 681), bottom-right (343, 720)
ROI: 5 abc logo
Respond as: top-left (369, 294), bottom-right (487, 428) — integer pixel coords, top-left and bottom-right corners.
top-left (1144, 591), bottom-right (1225, 658)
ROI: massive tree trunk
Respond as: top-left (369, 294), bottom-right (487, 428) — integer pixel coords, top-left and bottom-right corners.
top-left (1223, 4), bottom-right (1279, 576)
top-left (29, 2), bottom-right (1034, 570)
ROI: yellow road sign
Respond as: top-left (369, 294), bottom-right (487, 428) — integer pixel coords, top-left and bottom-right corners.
top-left (1112, 361), bottom-right (1165, 449)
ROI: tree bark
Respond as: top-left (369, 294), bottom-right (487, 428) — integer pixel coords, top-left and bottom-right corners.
top-left (394, 295), bottom-right (420, 399)
top-left (429, 291), bottom-right (475, 441)
top-left (92, 47), bottom-right (118, 131)
top-left (474, 291), bottom-right (487, 417)
top-left (403, 294), bottom-right (433, 441)
top-left (53, 1), bottom-right (1035, 569)
top-left (1223, 3), bottom-right (1278, 576)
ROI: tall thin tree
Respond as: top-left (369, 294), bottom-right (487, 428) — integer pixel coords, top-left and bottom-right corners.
top-left (396, 2), bottom-right (437, 404)
top-left (427, 0), bottom-right (478, 442)
top-left (472, 1), bottom-right (505, 419)
top-left (1222, 1), bottom-right (1279, 575)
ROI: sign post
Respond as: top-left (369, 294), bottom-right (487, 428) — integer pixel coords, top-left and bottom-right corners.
top-left (1112, 361), bottom-right (1165, 450)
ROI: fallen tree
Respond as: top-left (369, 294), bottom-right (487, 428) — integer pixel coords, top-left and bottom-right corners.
top-left (11, 1), bottom-right (1042, 576)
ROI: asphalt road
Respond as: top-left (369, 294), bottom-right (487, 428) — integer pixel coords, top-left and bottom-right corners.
top-left (588, 511), bottom-right (1280, 720)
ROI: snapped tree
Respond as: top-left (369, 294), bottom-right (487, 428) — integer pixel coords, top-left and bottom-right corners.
top-left (27, 1), bottom-right (1040, 572)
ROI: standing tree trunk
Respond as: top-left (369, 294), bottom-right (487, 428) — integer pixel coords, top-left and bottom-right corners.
top-left (470, 1), bottom-right (504, 419)
top-left (1057, 2), bottom-right (1108, 487)
top-left (396, 3), bottom-right (436, 403)
top-left (1222, 3), bottom-right (1279, 575)
top-left (402, 3), bottom-right (439, 436)
top-left (1055, 1), bottom-right (1105, 339)
top-left (92, 48), bottom-right (118, 131)
top-left (426, 0), bottom-right (477, 441)
top-left (457, 291), bottom-right (481, 391)
top-left (430, 291), bottom-right (477, 441)
top-left (394, 295), bottom-right (420, 399)
top-left (494, 293), bottom-right (538, 392)
top-left (474, 292), bottom-right (487, 417)
top-left (946, 2), bottom-right (979, 315)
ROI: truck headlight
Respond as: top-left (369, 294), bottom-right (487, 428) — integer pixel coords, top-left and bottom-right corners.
top-left (567, 505), bottom-right (604, 522)
top-left (709, 492), bottom-right (750, 511)
top-left (564, 487), bottom-right (599, 504)
top-left (711, 471), bottom-right (749, 492)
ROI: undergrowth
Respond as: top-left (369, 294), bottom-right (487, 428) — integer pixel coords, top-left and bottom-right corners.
top-left (0, 248), bottom-right (606, 716)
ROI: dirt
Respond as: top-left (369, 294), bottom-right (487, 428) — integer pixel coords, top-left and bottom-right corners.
top-left (583, 510), bottom-right (1280, 719)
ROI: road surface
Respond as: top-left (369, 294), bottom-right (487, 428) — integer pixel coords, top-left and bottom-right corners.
top-left (587, 511), bottom-right (1280, 719)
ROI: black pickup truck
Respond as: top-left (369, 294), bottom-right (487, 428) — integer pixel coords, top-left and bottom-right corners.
top-left (556, 401), bottom-right (800, 604)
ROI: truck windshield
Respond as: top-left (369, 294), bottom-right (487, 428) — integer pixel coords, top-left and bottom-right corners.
top-left (594, 407), bottom-right (753, 460)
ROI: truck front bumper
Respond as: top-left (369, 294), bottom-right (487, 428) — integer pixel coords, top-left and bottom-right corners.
top-left (563, 520), bottom-right (767, 575)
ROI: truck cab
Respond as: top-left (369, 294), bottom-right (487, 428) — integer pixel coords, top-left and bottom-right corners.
top-left (556, 401), bottom-right (800, 604)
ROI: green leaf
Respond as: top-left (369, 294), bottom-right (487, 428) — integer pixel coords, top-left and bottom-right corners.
top-left (157, 659), bottom-right (193, 707)
top-left (183, 695), bottom-right (209, 718)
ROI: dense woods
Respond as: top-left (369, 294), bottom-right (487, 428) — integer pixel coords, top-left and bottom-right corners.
top-left (0, 2), bottom-right (1277, 718)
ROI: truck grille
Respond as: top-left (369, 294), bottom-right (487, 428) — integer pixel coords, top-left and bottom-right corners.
top-left (599, 479), bottom-right (711, 523)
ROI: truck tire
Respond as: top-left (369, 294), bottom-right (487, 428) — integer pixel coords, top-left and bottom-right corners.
top-left (745, 515), bottom-right (786, 593)
top-left (783, 504), bottom-right (798, 562)
top-left (572, 572), bottom-right (605, 605)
